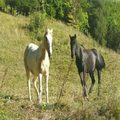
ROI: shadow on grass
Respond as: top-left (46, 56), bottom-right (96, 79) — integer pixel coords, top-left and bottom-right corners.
top-left (0, 94), bottom-right (18, 101)
top-left (0, 94), bottom-right (28, 102)
top-left (35, 102), bottom-right (70, 111)
top-left (97, 106), bottom-right (120, 120)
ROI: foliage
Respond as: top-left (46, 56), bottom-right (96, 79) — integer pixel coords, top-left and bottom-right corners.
top-left (88, 0), bottom-right (107, 45)
top-left (0, 0), bottom-right (5, 10)
top-left (73, 0), bottom-right (89, 34)
top-left (0, 110), bottom-right (6, 120)
top-left (106, 21), bottom-right (120, 52)
top-left (105, 1), bottom-right (120, 51)
top-left (28, 12), bottom-right (46, 41)
top-left (5, 0), bottom-right (39, 15)
top-left (76, 8), bottom-right (89, 35)
top-left (46, 2), bottom-right (56, 18)
top-left (0, 12), bottom-right (120, 120)
top-left (1, 0), bottom-right (120, 51)
top-left (45, 0), bottom-right (72, 22)
top-left (55, 0), bottom-right (64, 20)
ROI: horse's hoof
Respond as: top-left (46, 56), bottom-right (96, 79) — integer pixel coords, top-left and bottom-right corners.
top-left (29, 98), bottom-right (32, 102)
top-left (83, 96), bottom-right (89, 101)
top-left (86, 97), bottom-right (89, 101)
top-left (97, 93), bottom-right (100, 96)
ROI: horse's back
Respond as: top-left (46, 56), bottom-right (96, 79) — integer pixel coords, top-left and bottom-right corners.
top-left (24, 43), bottom-right (40, 75)
top-left (24, 43), bottom-right (39, 59)
top-left (28, 43), bottom-right (39, 51)
top-left (82, 49), bottom-right (96, 72)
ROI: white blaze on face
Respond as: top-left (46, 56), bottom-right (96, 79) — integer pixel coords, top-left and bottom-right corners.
top-left (46, 29), bottom-right (53, 55)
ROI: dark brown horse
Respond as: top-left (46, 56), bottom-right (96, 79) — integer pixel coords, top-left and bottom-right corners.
top-left (70, 34), bottom-right (105, 98)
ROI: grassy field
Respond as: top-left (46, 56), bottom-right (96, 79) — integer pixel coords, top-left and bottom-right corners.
top-left (0, 12), bottom-right (120, 120)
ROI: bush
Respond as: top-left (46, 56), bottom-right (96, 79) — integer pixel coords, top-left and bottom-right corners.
top-left (106, 24), bottom-right (120, 52)
top-left (46, 4), bottom-right (56, 18)
top-left (28, 12), bottom-right (46, 41)
top-left (77, 9), bottom-right (89, 35)
top-left (0, 0), bottom-right (5, 11)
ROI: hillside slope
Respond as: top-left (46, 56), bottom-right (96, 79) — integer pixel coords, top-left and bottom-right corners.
top-left (0, 12), bottom-right (120, 120)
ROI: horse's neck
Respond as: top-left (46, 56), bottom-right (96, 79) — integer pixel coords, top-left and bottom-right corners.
top-left (75, 45), bottom-right (83, 61)
top-left (39, 41), bottom-right (48, 59)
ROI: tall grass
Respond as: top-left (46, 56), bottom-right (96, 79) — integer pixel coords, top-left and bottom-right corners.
top-left (0, 12), bottom-right (120, 119)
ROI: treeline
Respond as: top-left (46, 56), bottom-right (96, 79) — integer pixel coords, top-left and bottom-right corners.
top-left (0, 0), bottom-right (120, 51)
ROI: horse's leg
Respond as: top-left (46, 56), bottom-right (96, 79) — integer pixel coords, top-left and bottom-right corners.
top-left (33, 76), bottom-right (39, 102)
top-left (79, 72), bottom-right (87, 97)
top-left (38, 73), bottom-right (42, 103)
top-left (26, 69), bottom-right (31, 101)
top-left (83, 71), bottom-right (87, 97)
top-left (88, 72), bottom-right (95, 94)
top-left (45, 72), bottom-right (49, 103)
top-left (79, 72), bottom-right (83, 86)
top-left (27, 71), bottom-right (31, 101)
top-left (97, 70), bottom-right (101, 96)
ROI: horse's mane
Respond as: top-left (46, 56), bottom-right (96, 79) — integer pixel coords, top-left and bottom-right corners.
top-left (79, 44), bottom-right (85, 49)
top-left (44, 31), bottom-right (48, 37)
top-left (74, 38), bottom-right (85, 49)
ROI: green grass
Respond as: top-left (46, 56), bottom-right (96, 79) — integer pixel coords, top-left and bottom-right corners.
top-left (0, 12), bottom-right (120, 120)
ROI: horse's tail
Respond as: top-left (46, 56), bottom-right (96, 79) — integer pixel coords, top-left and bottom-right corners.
top-left (92, 49), bottom-right (106, 70)
top-left (98, 54), bottom-right (106, 69)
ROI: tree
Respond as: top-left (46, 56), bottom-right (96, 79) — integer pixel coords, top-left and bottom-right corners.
top-left (105, 1), bottom-right (120, 51)
top-left (5, 0), bottom-right (16, 14)
top-left (88, 0), bottom-right (107, 45)
top-left (74, 0), bottom-right (89, 34)
top-left (0, 0), bottom-right (5, 11)
top-left (16, 0), bottom-right (39, 15)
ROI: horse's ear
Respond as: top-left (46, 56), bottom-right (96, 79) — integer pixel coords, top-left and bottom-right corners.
top-left (45, 25), bottom-right (48, 32)
top-left (74, 34), bottom-right (76, 38)
top-left (47, 28), bottom-right (49, 32)
top-left (51, 29), bottom-right (53, 33)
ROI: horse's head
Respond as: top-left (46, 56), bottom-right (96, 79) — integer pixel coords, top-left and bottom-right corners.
top-left (45, 28), bottom-right (53, 58)
top-left (69, 34), bottom-right (77, 59)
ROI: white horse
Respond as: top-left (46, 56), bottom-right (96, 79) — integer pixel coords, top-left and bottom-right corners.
top-left (24, 28), bottom-right (53, 103)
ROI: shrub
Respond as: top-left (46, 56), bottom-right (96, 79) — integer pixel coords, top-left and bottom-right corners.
top-left (0, 0), bottom-right (5, 11)
top-left (28, 12), bottom-right (46, 41)
top-left (46, 4), bottom-right (56, 18)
